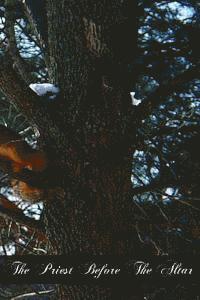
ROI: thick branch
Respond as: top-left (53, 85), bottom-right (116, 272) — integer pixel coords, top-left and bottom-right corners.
top-left (132, 177), bottom-right (196, 196)
top-left (0, 56), bottom-right (58, 134)
top-left (151, 124), bottom-right (200, 137)
top-left (134, 65), bottom-right (200, 122)
top-left (0, 194), bottom-right (44, 233)
top-left (5, 0), bottom-right (35, 84)
top-left (133, 181), bottom-right (174, 196)
top-left (22, 0), bottom-right (47, 50)
top-left (135, 125), bottom-right (200, 149)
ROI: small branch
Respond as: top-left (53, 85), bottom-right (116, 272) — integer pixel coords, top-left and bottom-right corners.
top-left (0, 55), bottom-right (64, 142)
top-left (132, 177), bottom-right (195, 196)
top-left (15, 19), bottom-right (42, 52)
top-left (155, 191), bottom-right (200, 211)
top-left (134, 125), bottom-right (200, 149)
top-left (5, 0), bottom-right (35, 84)
top-left (148, 124), bottom-right (200, 138)
top-left (11, 289), bottom-right (55, 300)
top-left (134, 65), bottom-right (200, 122)
top-left (22, 0), bottom-right (47, 50)
top-left (132, 181), bottom-right (170, 196)
top-left (0, 56), bottom-right (54, 132)
top-left (0, 194), bottom-right (44, 234)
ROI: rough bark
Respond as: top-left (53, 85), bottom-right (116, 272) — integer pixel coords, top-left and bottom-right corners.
top-left (43, 1), bottom-right (140, 298)
top-left (0, 0), bottom-right (142, 298)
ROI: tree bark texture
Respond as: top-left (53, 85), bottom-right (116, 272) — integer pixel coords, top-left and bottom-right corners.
top-left (43, 0), bottom-right (138, 254)
top-left (40, 1), bottom-right (141, 298)
top-left (4, 1), bottom-right (142, 298)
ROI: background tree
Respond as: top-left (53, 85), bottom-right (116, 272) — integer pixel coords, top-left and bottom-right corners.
top-left (0, 0), bottom-right (199, 298)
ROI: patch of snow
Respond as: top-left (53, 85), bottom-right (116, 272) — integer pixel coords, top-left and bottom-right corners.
top-left (21, 226), bottom-right (28, 232)
top-left (30, 83), bottom-right (60, 98)
top-left (130, 92), bottom-right (142, 106)
top-left (49, 94), bottom-right (57, 100)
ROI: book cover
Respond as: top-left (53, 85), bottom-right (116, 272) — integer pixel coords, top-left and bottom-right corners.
top-left (0, 0), bottom-right (199, 299)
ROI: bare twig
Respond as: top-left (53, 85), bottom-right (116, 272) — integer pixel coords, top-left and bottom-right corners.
top-left (11, 289), bottom-right (55, 300)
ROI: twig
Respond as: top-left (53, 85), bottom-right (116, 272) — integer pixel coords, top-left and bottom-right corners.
top-left (11, 289), bottom-right (55, 300)
top-left (134, 64), bottom-right (200, 123)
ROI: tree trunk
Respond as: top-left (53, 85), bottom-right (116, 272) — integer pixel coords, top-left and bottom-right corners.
top-left (42, 1), bottom-right (140, 298)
